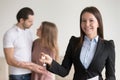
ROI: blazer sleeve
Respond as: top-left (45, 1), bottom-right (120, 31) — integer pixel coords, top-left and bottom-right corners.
top-left (47, 36), bottom-right (75, 77)
top-left (105, 40), bottom-right (116, 80)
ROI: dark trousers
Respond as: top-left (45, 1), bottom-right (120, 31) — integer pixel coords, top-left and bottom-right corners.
top-left (9, 73), bottom-right (31, 80)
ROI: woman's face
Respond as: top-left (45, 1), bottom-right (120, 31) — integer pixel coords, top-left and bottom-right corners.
top-left (36, 26), bottom-right (42, 37)
top-left (81, 12), bottom-right (99, 38)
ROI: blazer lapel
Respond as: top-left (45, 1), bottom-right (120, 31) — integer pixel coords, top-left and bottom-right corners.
top-left (88, 38), bottom-right (104, 69)
top-left (76, 45), bottom-right (86, 69)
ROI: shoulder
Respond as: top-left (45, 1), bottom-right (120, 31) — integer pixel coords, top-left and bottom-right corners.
top-left (103, 39), bottom-right (115, 48)
top-left (5, 26), bottom-right (18, 35)
top-left (33, 38), bottom-right (40, 44)
top-left (4, 27), bottom-right (17, 39)
top-left (69, 36), bottom-right (80, 42)
top-left (33, 38), bottom-right (40, 42)
top-left (68, 36), bottom-right (80, 47)
top-left (32, 38), bottom-right (40, 49)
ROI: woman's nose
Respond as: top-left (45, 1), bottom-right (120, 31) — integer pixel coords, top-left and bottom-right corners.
top-left (85, 21), bottom-right (90, 27)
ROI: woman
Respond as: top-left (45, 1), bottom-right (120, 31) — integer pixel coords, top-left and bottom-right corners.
top-left (40, 6), bottom-right (116, 80)
top-left (31, 21), bottom-right (59, 80)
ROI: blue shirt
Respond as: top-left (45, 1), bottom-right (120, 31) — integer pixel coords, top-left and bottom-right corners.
top-left (80, 36), bottom-right (99, 69)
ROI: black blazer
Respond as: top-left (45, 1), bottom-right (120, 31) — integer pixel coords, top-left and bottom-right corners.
top-left (47, 36), bottom-right (116, 80)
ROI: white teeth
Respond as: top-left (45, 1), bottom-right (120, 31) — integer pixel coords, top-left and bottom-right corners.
top-left (85, 27), bottom-right (92, 30)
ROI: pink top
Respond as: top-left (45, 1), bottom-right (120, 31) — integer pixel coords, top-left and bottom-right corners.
top-left (31, 39), bottom-right (55, 80)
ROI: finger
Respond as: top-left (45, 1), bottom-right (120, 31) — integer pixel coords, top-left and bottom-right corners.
top-left (39, 58), bottom-right (44, 63)
top-left (41, 52), bottom-right (45, 55)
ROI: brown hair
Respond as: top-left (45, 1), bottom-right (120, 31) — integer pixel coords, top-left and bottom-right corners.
top-left (40, 21), bottom-right (59, 60)
top-left (16, 7), bottom-right (34, 22)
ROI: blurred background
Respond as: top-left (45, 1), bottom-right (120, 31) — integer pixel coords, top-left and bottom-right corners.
top-left (0, 0), bottom-right (120, 80)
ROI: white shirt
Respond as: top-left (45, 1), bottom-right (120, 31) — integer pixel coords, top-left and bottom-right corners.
top-left (3, 25), bottom-right (33, 75)
top-left (80, 36), bottom-right (98, 69)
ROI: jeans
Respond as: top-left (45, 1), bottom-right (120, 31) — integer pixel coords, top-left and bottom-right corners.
top-left (9, 73), bottom-right (31, 80)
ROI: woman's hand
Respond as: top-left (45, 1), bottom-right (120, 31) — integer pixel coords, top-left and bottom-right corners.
top-left (40, 52), bottom-right (53, 66)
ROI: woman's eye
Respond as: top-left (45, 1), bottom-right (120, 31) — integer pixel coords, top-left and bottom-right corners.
top-left (82, 20), bottom-right (86, 22)
top-left (90, 19), bottom-right (94, 22)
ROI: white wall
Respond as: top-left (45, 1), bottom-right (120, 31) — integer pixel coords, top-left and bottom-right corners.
top-left (0, 0), bottom-right (120, 79)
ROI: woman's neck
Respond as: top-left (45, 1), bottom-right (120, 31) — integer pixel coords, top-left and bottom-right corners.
top-left (86, 34), bottom-right (98, 40)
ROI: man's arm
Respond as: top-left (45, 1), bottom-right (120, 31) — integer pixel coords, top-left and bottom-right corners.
top-left (4, 48), bottom-right (46, 73)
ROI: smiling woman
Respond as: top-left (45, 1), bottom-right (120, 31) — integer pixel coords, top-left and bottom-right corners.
top-left (0, 0), bottom-right (120, 80)
top-left (39, 6), bottom-right (116, 80)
